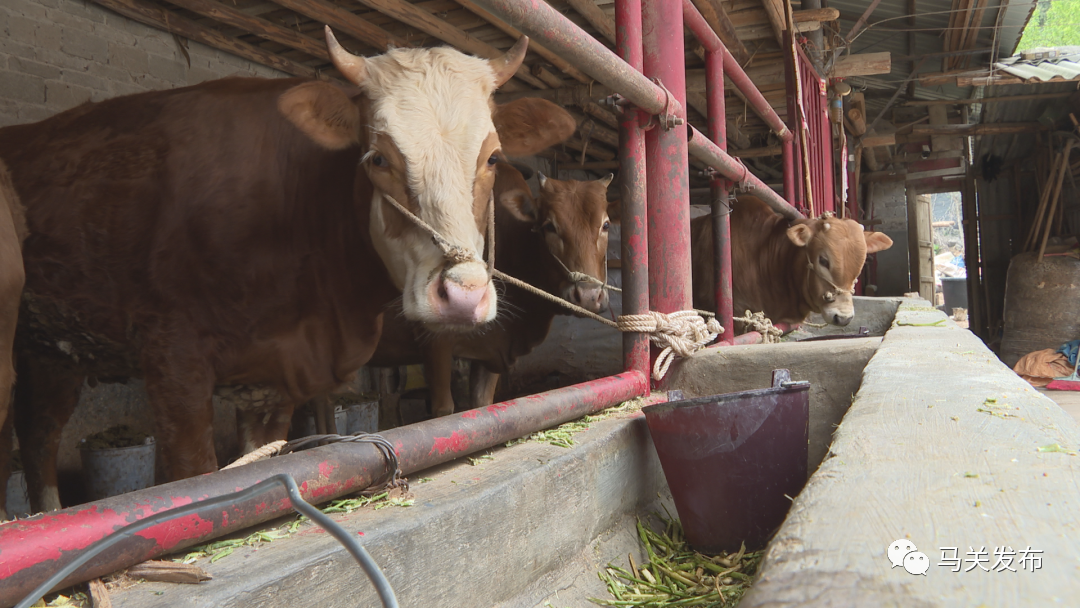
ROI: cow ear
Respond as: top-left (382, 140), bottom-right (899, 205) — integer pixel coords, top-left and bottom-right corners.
top-left (494, 98), bottom-right (577, 157)
top-left (279, 82), bottom-right (361, 150)
top-left (499, 188), bottom-right (536, 222)
top-left (786, 223), bottom-right (814, 247)
top-left (599, 173), bottom-right (615, 188)
top-left (864, 231), bottom-right (894, 254)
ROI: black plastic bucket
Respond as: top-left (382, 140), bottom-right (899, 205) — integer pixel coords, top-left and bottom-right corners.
top-left (643, 370), bottom-right (809, 553)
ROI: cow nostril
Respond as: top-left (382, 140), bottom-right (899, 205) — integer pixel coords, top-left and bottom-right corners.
top-left (437, 282), bottom-right (449, 302)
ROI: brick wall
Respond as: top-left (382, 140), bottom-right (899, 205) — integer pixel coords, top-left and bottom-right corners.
top-left (0, 0), bottom-right (287, 127)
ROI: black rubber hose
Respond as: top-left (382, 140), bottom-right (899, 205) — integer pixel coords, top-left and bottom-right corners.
top-left (16, 474), bottom-right (398, 608)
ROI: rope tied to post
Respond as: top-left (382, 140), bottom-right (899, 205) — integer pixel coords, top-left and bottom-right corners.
top-left (618, 311), bottom-right (724, 380)
top-left (733, 310), bottom-right (783, 344)
top-left (380, 188), bottom-right (723, 381)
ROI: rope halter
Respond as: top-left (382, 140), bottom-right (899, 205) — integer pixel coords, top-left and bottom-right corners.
top-left (805, 253), bottom-right (856, 303)
top-left (617, 311), bottom-right (723, 381)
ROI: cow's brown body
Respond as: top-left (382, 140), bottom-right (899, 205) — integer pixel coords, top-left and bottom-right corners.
top-left (692, 195), bottom-right (892, 326)
top-left (0, 78), bottom-right (397, 511)
top-left (370, 167), bottom-right (614, 415)
top-left (0, 160), bottom-right (27, 521)
top-left (0, 32), bottom-right (566, 514)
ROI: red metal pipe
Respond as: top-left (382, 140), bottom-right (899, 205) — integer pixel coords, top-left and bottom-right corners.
top-left (471, 0), bottom-right (679, 118)
top-left (617, 0), bottom-right (650, 378)
top-left (643, 0), bottom-right (692, 384)
top-left (705, 47), bottom-right (734, 340)
top-left (681, 0), bottom-right (792, 142)
top-left (0, 372), bottom-right (648, 606)
top-left (687, 128), bottom-right (804, 220)
top-left (783, 138), bottom-right (796, 205)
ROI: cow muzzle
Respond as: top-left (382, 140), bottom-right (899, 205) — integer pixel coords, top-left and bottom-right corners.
top-left (822, 299), bottom-right (855, 326)
top-left (564, 282), bottom-right (609, 315)
top-left (428, 261), bottom-right (494, 326)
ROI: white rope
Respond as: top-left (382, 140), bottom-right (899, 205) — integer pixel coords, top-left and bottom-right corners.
top-left (223, 440), bottom-right (287, 469)
top-left (618, 311), bottom-right (724, 380)
top-left (733, 310), bottom-right (783, 344)
top-left (381, 190), bottom-right (724, 381)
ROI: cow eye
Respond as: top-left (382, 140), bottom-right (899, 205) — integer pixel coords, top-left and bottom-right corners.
top-left (487, 154), bottom-right (499, 166)
top-left (602, 221), bottom-right (610, 232)
top-left (371, 155), bottom-right (389, 168)
top-left (818, 255), bottom-right (830, 270)
top-left (542, 221), bottom-right (558, 235)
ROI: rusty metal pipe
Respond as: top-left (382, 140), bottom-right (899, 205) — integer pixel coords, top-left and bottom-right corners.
top-left (471, 0), bottom-right (680, 118)
top-left (687, 128), bottom-right (804, 220)
top-left (681, 0), bottom-right (792, 142)
top-left (705, 47), bottom-right (734, 339)
top-left (617, 0), bottom-right (650, 378)
top-left (0, 372), bottom-right (649, 607)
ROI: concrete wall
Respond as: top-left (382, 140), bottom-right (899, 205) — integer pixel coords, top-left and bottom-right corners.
top-left (868, 180), bottom-right (911, 297)
top-left (0, 0), bottom-right (286, 127)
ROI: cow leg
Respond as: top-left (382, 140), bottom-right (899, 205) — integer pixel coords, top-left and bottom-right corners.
top-left (0, 224), bottom-right (22, 520)
top-left (13, 358), bottom-right (84, 513)
top-left (0, 409), bottom-right (11, 520)
top-left (141, 340), bottom-right (217, 481)
top-left (236, 402), bottom-right (296, 456)
top-left (423, 336), bottom-right (457, 417)
top-left (468, 363), bottom-right (501, 410)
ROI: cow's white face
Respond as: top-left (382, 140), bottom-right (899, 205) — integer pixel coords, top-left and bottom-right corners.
top-left (787, 217), bottom-right (893, 326)
top-left (282, 30), bottom-right (576, 332)
top-left (327, 30), bottom-right (530, 332)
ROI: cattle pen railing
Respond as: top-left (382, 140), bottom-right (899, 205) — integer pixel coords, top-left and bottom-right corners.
top-left (0, 0), bottom-right (808, 603)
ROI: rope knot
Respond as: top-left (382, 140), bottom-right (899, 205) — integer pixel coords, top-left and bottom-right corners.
top-left (617, 310), bottom-right (724, 380)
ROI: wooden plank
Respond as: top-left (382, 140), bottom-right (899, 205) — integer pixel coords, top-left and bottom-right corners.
top-left (830, 52), bottom-right (891, 78)
top-left (861, 132), bottom-right (895, 148)
top-left (456, 0), bottom-right (592, 83)
top-left (911, 122), bottom-right (1048, 136)
top-left (729, 7), bottom-right (839, 27)
top-left (759, 0), bottom-right (787, 44)
top-left (731, 145), bottom-right (782, 158)
top-left (688, 0), bottom-right (751, 64)
top-left (269, 0), bottom-right (409, 51)
top-left (90, 0), bottom-right (317, 78)
top-left (905, 164), bottom-right (968, 182)
top-left (905, 92), bottom-right (1073, 106)
top-left (562, 0), bottom-right (617, 45)
top-left (928, 104), bottom-right (962, 151)
top-left (351, 0), bottom-right (548, 89)
top-left (864, 169), bottom-right (906, 182)
top-left (897, 149), bottom-right (965, 162)
top-left (167, 0), bottom-right (330, 61)
top-left (847, 91), bottom-right (867, 136)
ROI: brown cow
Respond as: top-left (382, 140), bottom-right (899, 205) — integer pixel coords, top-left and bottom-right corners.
top-left (692, 195), bottom-right (893, 327)
top-left (0, 160), bottom-right (27, 521)
top-left (0, 30), bottom-right (576, 513)
top-left (370, 166), bottom-right (615, 416)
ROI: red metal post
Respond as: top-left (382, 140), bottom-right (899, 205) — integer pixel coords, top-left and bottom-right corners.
top-left (617, 0), bottom-right (650, 378)
top-left (783, 29), bottom-right (804, 211)
top-left (783, 138), bottom-right (796, 204)
top-left (705, 47), bottom-right (734, 339)
top-left (0, 372), bottom-right (648, 606)
top-left (642, 0), bottom-right (691, 382)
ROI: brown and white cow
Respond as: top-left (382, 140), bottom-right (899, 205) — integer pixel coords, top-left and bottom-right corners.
top-left (0, 30), bottom-right (575, 513)
top-left (0, 160), bottom-right (27, 521)
top-left (370, 166), bottom-right (615, 416)
top-left (692, 195), bottom-right (893, 327)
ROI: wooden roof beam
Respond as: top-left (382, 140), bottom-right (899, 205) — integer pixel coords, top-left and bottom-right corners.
top-left (688, 0), bottom-right (751, 64)
top-left (563, 0), bottom-right (617, 46)
top-left (91, 0), bottom-right (317, 77)
top-left (349, 0), bottom-right (548, 89)
top-left (167, 0), bottom-right (332, 62)
top-left (269, 0), bottom-right (408, 52)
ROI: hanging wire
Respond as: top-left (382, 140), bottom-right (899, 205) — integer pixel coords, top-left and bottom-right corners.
top-left (15, 474), bottom-right (399, 608)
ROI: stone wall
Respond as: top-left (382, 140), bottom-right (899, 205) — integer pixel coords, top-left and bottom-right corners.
top-left (0, 0), bottom-right (286, 127)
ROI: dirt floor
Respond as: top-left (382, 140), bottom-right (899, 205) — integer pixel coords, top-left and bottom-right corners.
top-left (1037, 387), bottom-right (1080, 423)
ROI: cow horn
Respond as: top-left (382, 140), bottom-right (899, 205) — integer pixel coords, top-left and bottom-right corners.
top-left (490, 37), bottom-right (528, 88)
top-left (325, 26), bottom-right (368, 85)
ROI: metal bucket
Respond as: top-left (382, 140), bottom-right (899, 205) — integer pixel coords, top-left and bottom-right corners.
top-left (345, 400), bottom-right (379, 435)
top-left (80, 437), bottom-right (156, 502)
top-left (5, 470), bottom-right (31, 518)
top-left (643, 369), bottom-right (809, 553)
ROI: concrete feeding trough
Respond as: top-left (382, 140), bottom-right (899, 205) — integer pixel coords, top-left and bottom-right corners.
top-left (21, 296), bottom-right (1080, 607)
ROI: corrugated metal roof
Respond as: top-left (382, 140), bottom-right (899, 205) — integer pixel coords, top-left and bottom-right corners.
top-left (994, 47), bottom-right (1080, 82)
